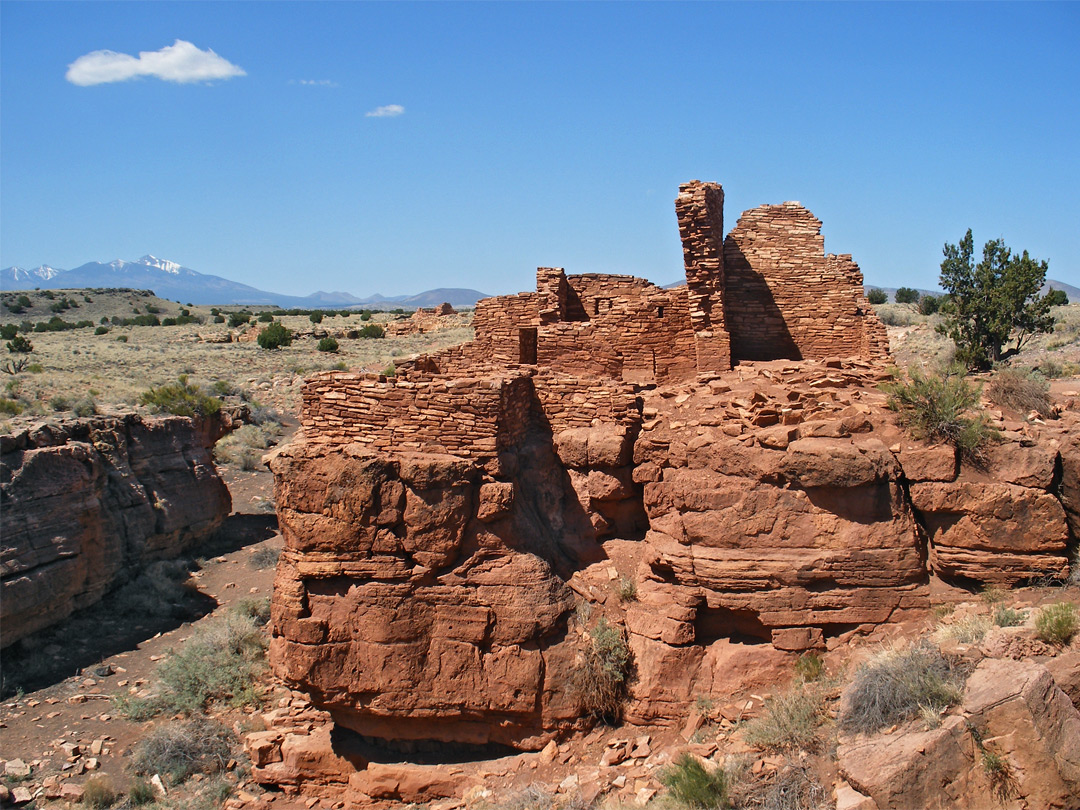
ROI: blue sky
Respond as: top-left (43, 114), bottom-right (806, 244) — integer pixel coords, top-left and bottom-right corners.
top-left (2, 2), bottom-right (1077, 297)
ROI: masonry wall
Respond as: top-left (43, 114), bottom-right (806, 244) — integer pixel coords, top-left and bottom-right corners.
top-left (676, 181), bottom-right (731, 374)
top-left (471, 293), bottom-right (542, 365)
top-left (299, 369), bottom-right (641, 460)
top-left (722, 202), bottom-right (888, 363)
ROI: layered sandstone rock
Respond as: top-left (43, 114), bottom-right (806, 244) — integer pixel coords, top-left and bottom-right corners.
top-left (0, 413), bottom-right (231, 646)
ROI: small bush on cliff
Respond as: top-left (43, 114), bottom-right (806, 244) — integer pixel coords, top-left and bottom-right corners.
top-left (256, 321), bottom-right (292, 350)
top-left (987, 367), bottom-right (1052, 418)
top-left (867, 288), bottom-right (888, 305)
top-left (884, 365), bottom-right (995, 460)
top-left (742, 681), bottom-right (829, 753)
top-left (132, 716), bottom-right (233, 785)
top-left (839, 641), bottom-right (964, 734)
top-left (660, 753), bottom-right (729, 809)
top-left (140, 375), bottom-right (222, 418)
top-left (1035, 602), bottom-right (1078, 646)
top-left (571, 617), bottom-right (632, 723)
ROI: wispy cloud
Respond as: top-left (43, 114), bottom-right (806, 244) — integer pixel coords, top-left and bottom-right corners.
top-left (66, 40), bottom-right (246, 86)
top-left (291, 79), bottom-right (339, 87)
top-left (366, 104), bottom-right (404, 118)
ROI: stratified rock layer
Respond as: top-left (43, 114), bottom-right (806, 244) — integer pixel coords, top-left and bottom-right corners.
top-left (1, 413), bottom-right (231, 646)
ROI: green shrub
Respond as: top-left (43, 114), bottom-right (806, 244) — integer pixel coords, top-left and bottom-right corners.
top-left (257, 321), bottom-right (293, 350)
top-left (165, 606), bottom-right (267, 710)
top-left (235, 596), bottom-right (271, 626)
top-left (0, 397), bottom-right (24, 415)
top-left (867, 288), bottom-right (888, 305)
top-left (660, 753), bottom-right (729, 809)
top-left (127, 778), bottom-right (156, 806)
top-left (82, 775), bottom-right (118, 809)
top-left (982, 748), bottom-right (1018, 802)
top-left (743, 682), bottom-right (828, 752)
top-left (213, 314), bottom-right (225, 323)
top-left (49, 395), bottom-right (71, 412)
top-left (0, 324), bottom-right (18, 340)
top-left (358, 324), bottom-right (385, 339)
top-left (919, 294), bottom-right (941, 315)
top-left (840, 641), bottom-right (964, 734)
top-left (987, 367), bottom-right (1052, 418)
top-left (360, 311), bottom-right (372, 321)
top-left (615, 576), bottom-right (637, 602)
top-left (73, 397), bottom-right (98, 417)
top-left (317, 336), bottom-right (339, 353)
top-left (570, 617), bottom-right (632, 722)
top-left (116, 334), bottom-right (128, 342)
top-left (794, 651), bottom-right (824, 683)
top-left (1035, 602), bottom-right (1077, 646)
top-left (257, 312), bottom-right (274, 322)
top-left (895, 287), bottom-right (920, 304)
top-left (993, 605), bottom-right (1025, 628)
top-left (227, 312), bottom-right (251, 328)
top-left (26, 363), bottom-right (43, 374)
top-left (309, 312), bottom-right (324, 324)
top-left (884, 365), bottom-right (995, 460)
top-left (131, 716), bottom-right (233, 784)
top-left (6, 335), bottom-right (32, 353)
top-left (139, 375), bottom-right (222, 418)
top-left (94, 325), bottom-right (109, 335)
top-left (248, 546), bottom-right (281, 571)
top-left (878, 307), bottom-right (915, 327)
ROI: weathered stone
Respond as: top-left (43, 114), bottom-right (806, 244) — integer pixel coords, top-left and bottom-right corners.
top-left (1, 413), bottom-right (231, 646)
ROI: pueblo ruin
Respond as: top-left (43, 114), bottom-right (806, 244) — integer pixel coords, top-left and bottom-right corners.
top-left (255, 182), bottom-right (1079, 801)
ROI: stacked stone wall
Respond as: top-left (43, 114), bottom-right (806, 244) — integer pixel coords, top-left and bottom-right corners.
top-left (471, 293), bottom-right (541, 365)
top-left (722, 203), bottom-right (888, 362)
top-left (676, 181), bottom-right (731, 374)
top-left (299, 371), bottom-right (506, 458)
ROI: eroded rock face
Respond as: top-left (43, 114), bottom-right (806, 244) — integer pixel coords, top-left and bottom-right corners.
top-left (838, 659), bottom-right (1080, 809)
top-left (269, 356), bottom-right (1080, 753)
top-left (268, 438), bottom-right (592, 749)
top-left (0, 414), bottom-right (231, 646)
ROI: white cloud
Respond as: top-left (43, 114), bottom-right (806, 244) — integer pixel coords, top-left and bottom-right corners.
top-left (66, 40), bottom-right (246, 86)
top-left (366, 104), bottom-right (404, 118)
top-left (291, 79), bottom-right (338, 87)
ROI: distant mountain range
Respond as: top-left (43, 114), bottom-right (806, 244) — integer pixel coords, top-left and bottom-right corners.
top-left (0, 255), bottom-right (490, 309)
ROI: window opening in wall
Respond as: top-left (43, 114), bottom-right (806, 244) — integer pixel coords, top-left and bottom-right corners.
top-left (518, 327), bottom-right (537, 365)
top-left (657, 306), bottom-right (665, 318)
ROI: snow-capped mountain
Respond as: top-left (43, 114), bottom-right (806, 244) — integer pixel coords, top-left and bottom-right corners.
top-left (2, 254), bottom-right (492, 308)
top-left (2, 265), bottom-right (65, 285)
top-left (136, 255), bottom-right (183, 274)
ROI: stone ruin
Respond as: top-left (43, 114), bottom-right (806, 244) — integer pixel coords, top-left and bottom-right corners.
top-left (254, 181), bottom-right (1079, 800)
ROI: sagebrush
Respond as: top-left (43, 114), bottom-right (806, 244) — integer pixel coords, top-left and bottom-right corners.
top-left (570, 617), bottom-right (632, 723)
top-left (884, 365), bottom-right (995, 460)
top-left (660, 752), bottom-right (729, 809)
top-left (840, 641), bottom-right (964, 734)
top-left (132, 716), bottom-right (233, 784)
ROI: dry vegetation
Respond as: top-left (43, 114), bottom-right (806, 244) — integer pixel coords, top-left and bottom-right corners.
top-left (0, 288), bottom-right (473, 426)
top-left (882, 301), bottom-right (1080, 375)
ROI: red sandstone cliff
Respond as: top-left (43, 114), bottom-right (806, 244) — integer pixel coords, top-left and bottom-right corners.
top-left (1, 413), bottom-right (232, 646)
